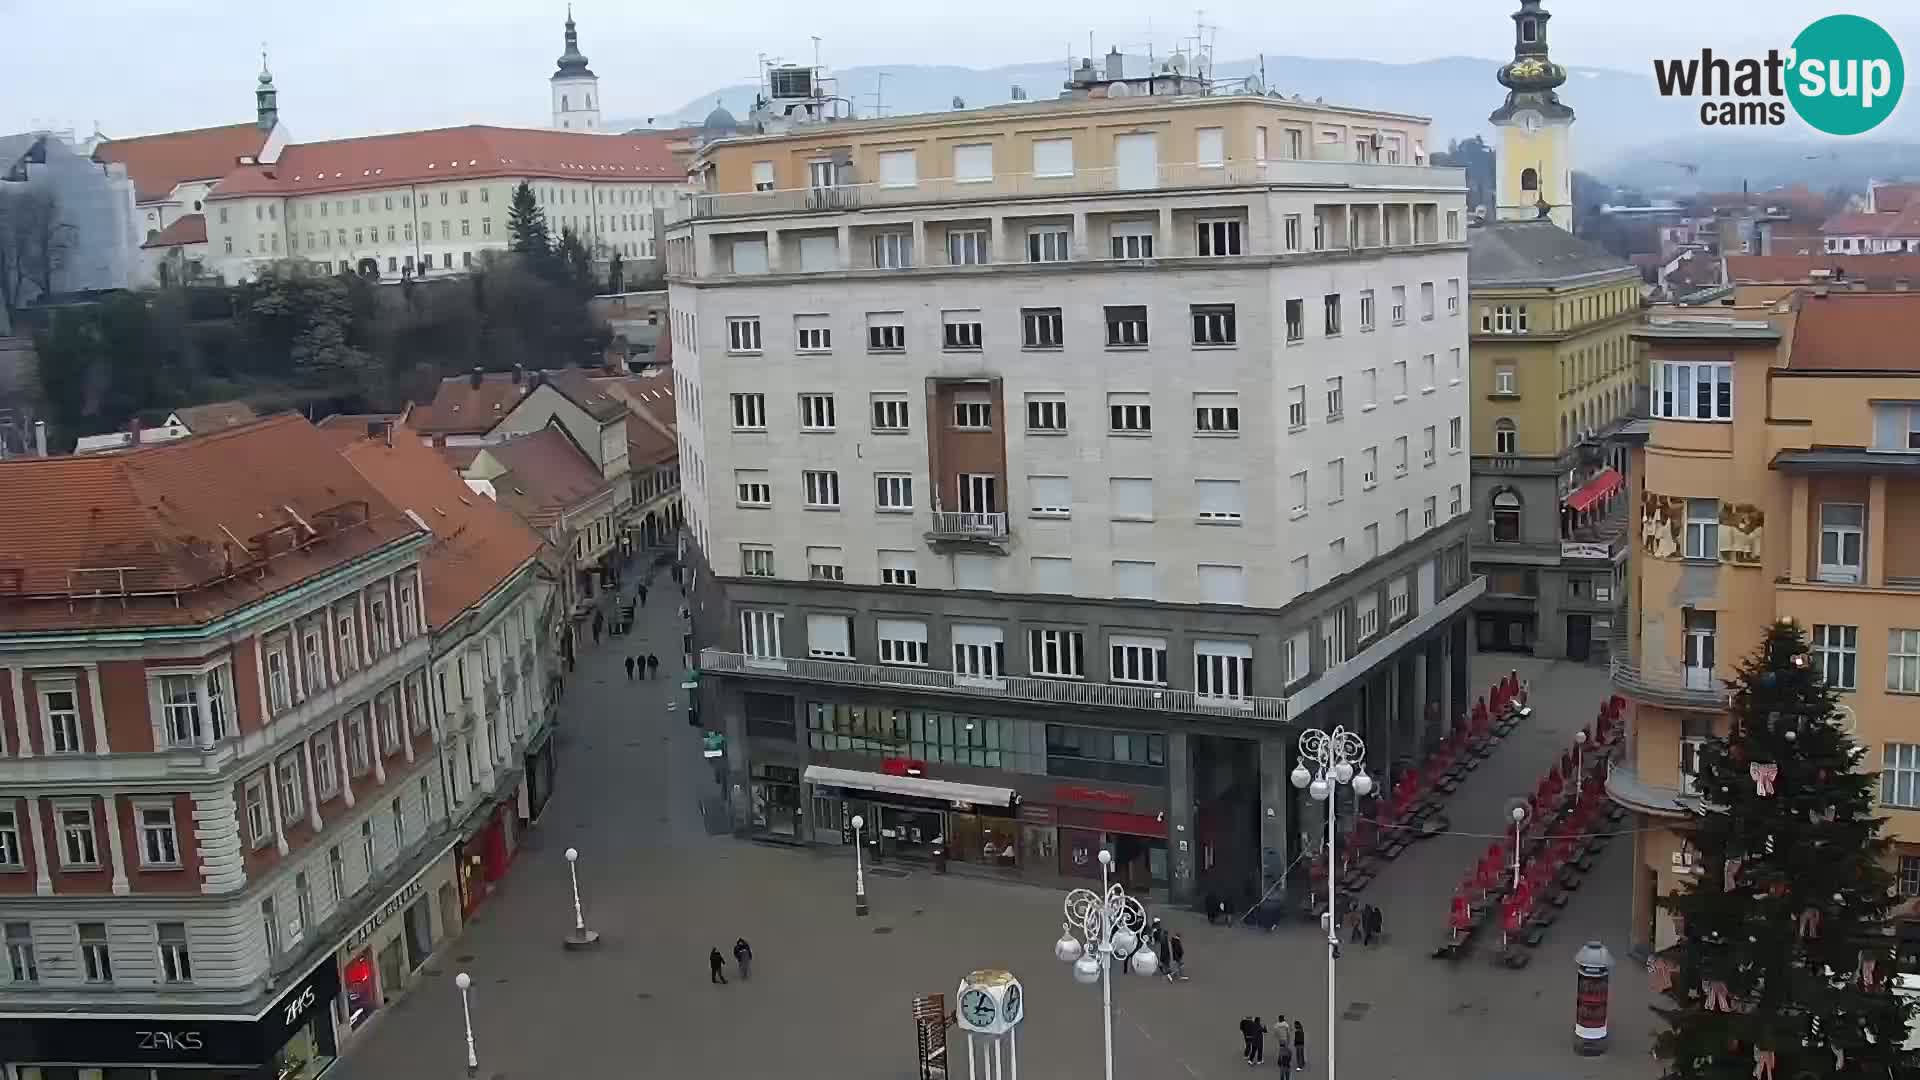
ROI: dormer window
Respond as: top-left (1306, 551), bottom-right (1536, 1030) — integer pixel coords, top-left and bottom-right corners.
top-left (1520, 18), bottom-right (1537, 43)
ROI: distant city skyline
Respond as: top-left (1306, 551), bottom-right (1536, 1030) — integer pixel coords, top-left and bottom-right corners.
top-left (0, 0), bottom-right (1908, 141)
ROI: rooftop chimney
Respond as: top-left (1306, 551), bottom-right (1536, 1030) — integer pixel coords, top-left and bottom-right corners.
top-left (469, 366), bottom-right (484, 389)
top-left (512, 363), bottom-right (525, 385)
top-left (129, 418), bottom-right (143, 446)
top-left (1106, 47), bottom-right (1125, 81)
top-left (33, 420), bottom-right (46, 457)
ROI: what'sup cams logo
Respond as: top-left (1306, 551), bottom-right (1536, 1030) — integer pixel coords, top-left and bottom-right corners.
top-left (1653, 14), bottom-right (1905, 135)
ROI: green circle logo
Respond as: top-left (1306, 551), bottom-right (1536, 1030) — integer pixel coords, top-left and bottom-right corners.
top-left (1787, 14), bottom-right (1904, 136)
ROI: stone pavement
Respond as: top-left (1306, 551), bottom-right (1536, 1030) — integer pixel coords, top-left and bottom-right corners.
top-left (333, 604), bottom-right (1660, 1080)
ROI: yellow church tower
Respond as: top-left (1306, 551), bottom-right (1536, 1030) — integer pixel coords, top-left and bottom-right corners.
top-left (1489, 0), bottom-right (1574, 230)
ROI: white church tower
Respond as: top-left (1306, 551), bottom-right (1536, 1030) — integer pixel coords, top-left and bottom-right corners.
top-left (550, 7), bottom-right (601, 130)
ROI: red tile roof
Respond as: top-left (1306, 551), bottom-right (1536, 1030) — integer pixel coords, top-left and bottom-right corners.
top-left (624, 414), bottom-right (677, 468)
top-left (1875, 182), bottom-right (1920, 214)
top-left (1822, 207), bottom-right (1920, 237)
top-left (476, 428), bottom-right (611, 530)
top-left (545, 369), bottom-right (632, 423)
top-left (0, 413), bottom-right (422, 632)
top-left (94, 123), bottom-right (271, 204)
top-left (1728, 254), bottom-right (1920, 284)
top-left (207, 125), bottom-right (682, 200)
top-left (1788, 292), bottom-right (1920, 372)
top-left (334, 423), bottom-right (543, 631)
top-left (412, 372), bottom-right (537, 436)
top-left (142, 213), bottom-right (208, 249)
top-left (173, 400), bottom-right (258, 432)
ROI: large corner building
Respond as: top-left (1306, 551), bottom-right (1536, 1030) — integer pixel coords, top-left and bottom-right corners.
top-left (667, 65), bottom-right (1482, 906)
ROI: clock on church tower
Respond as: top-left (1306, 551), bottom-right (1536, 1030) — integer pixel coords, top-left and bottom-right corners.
top-left (1488, 0), bottom-right (1575, 231)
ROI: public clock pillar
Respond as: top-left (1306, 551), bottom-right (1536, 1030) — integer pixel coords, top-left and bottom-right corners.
top-left (955, 969), bottom-right (1025, 1080)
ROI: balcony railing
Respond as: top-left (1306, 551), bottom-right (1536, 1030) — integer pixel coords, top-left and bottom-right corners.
top-left (699, 648), bottom-right (1290, 723)
top-left (1603, 758), bottom-right (1697, 817)
top-left (671, 159), bottom-right (1464, 223)
top-left (928, 511), bottom-right (1009, 541)
top-left (1608, 634), bottom-right (1733, 710)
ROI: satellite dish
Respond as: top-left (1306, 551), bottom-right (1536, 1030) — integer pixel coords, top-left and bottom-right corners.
top-left (1108, 81), bottom-right (1131, 97)
top-left (1243, 74), bottom-right (1264, 95)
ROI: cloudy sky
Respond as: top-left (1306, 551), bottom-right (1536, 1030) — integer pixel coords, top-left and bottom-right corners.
top-left (1, 0), bottom-right (1913, 140)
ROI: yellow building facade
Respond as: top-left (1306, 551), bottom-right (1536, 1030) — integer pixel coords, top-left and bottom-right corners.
top-left (1488, 0), bottom-right (1573, 230)
top-left (1610, 293), bottom-right (1920, 960)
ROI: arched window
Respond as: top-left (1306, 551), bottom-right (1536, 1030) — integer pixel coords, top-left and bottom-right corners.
top-left (586, 94), bottom-right (593, 109)
top-left (1492, 491), bottom-right (1523, 543)
top-left (1521, 168), bottom-right (1539, 192)
top-left (1494, 418), bottom-right (1518, 455)
top-left (562, 94), bottom-right (570, 111)
top-left (1520, 17), bottom-right (1537, 42)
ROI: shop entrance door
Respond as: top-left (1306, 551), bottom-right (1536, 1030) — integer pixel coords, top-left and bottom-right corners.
top-left (879, 805), bottom-right (944, 860)
top-left (377, 938), bottom-right (406, 1006)
top-left (1566, 614), bottom-right (1592, 661)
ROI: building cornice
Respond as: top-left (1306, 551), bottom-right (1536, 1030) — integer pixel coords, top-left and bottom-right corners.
top-left (430, 557), bottom-right (543, 660)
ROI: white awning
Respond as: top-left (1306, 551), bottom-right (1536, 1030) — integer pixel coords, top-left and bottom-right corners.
top-left (803, 765), bottom-right (1016, 808)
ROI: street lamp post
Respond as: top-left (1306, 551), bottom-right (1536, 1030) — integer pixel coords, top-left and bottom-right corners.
top-left (1509, 805), bottom-right (1528, 890)
top-left (851, 814), bottom-right (869, 916)
top-left (562, 847), bottom-right (601, 950)
top-left (1574, 728), bottom-right (1589, 778)
top-left (454, 971), bottom-right (478, 1077)
top-left (1290, 725), bottom-right (1372, 1080)
top-left (1055, 849), bottom-right (1159, 1080)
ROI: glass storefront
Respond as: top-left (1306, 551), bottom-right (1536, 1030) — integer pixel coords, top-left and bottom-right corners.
top-left (342, 948), bottom-right (379, 1029)
top-left (877, 805), bottom-right (943, 858)
top-left (1059, 827), bottom-right (1167, 889)
top-left (948, 811), bottom-right (1021, 869)
top-left (751, 763), bottom-right (802, 838)
top-left (271, 1015), bottom-right (336, 1079)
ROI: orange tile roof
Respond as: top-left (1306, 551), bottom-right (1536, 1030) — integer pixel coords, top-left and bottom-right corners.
top-left (1822, 207), bottom-right (1920, 237)
top-left (1728, 254), bottom-right (1920, 283)
top-left (94, 123), bottom-right (270, 204)
top-left (1875, 182), bottom-right (1920, 214)
top-left (207, 125), bottom-right (682, 200)
top-left (0, 413), bottom-right (422, 633)
top-left (173, 400), bottom-right (258, 432)
top-left (1788, 292), bottom-right (1920, 372)
top-left (624, 414), bottom-right (677, 468)
top-left (412, 372), bottom-right (536, 436)
top-left (334, 423), bottom-right (543, 631)
top-left (545, 369), bottom-right (631, 423)
top-left (478, 428), bottom-right (611, 530)
top-left (142, 213), bottom-right (208, 249)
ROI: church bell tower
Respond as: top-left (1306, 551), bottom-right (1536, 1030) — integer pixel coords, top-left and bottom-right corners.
top-left (550, 6), bottom-right (602, 130)
top-left (1489, 0), bottom-right (1574, 230)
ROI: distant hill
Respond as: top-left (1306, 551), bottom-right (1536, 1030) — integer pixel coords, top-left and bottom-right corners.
top-left (630, 53), bottom-right (1920, 175)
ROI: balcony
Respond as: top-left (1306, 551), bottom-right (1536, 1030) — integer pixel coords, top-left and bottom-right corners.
top-left (699, 648), bottom-right (1290, 723)
top-left (1608, 635), bottom-right (1732, 711)
top-left (670, 159), bottom-right (1465, 223)
top-left (926, 511), bottom-right (1010, 551)
top-left (1603, 758), bottom-right (1699, 818)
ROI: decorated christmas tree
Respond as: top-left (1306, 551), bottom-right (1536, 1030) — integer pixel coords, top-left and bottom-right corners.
top-left (1652, 618), bottom-right (1917, 1079)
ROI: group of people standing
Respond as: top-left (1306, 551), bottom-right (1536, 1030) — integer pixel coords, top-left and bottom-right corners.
top-left (1342, 903), bottom-right (1386, 946)
top-left (709, 939), bottom-right (753, 983)
top-left (1239, 1015), bottom-right (1307, 1075)
top-left (624, 654), bottom-right (661, 680)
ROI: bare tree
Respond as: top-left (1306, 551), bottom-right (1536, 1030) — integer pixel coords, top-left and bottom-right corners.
top-left (0, 187), bottom-right (75, 318)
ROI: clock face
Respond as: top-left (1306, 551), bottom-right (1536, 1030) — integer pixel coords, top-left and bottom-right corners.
top-left (960, 988), bottom-right (998, 1028)
top-left (1003, 984), bottom-right (1022, 1024)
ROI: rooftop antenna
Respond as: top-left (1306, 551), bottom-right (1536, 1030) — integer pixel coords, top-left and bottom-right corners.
top-left (812, 36), bottom-right (822, 74)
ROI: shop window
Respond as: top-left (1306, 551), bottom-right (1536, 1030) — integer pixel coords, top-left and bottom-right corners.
top-left (744, 692), bottom-right (796, 740)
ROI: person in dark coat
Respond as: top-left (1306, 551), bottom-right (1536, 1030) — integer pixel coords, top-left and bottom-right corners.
top-left (1239, 1017), bottom-right (1258, 1065)
top-left (638, 584), bottom-right (649, 608)
top-left (733, 937), bottom-right (753, 979)
top-left (1168, 933), bottom-right (1186, 980)
top-left (624, 656), bottom-right (636, 680)
top-left (1365, 904), bottom-right (1383, 946)
top-left (1274, 1032), bottom-right (1293, 1079)
top-left (709, 947), bottom-right (728, 984)
top-left (1251, 1017), bottom-right (1267, 1065)
top-left (647, 653), bottom-right (660, 677)
top-left (1292, 1020), bottom-right (1308, 1070)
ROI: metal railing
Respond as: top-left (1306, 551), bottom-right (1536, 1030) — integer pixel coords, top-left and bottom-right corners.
top-left (699, 648), bottom-right (1290, 723)
top-left (1607, 633), bottom-right (1733, 710)
top-left (928, 511), bottom-right (1009, 540)
top-left (670, 159), bottom-right (1464, 223)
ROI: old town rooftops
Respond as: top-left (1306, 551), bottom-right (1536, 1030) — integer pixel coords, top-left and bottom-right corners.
top-left (205, 124), bottom-right (681, 200)
top-left (93, 122), bottom-right (272, 204)
top-left (1788, 291), bottom-right (1920, 373)
top-left (0, 414), bottom-right (423, 634)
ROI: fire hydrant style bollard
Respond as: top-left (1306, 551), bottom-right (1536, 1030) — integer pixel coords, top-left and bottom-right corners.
top-left (1573, 940), bottom-right (1614, 1055)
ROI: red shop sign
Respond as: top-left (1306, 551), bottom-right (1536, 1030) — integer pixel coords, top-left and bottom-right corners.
top-left (1052, 785), bottom-right (1135, 808)
top-left (1057, 807), bottom-right (1167, 838)
top-left (881, 758), bottom-right (929, 777)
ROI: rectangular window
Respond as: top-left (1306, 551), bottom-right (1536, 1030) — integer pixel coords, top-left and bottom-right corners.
top-left (1391, 285), bottom-right (1406, 324)
top-left (1028, 628), bottom-right (1086, 679)
top-left (1327, 459), bottom-right (1346, 503)
top-left (1033, 137), bottom-right (1074, 177)
top-left (952, 625), bottom-right (1006, 680)
top-left (1684, 499), bottom-right (1719, 559)
top-left (1195, 479), bottom-right (1244, 522)
top-left (1423, 425), bottom-right (1437, 465)
top-left (729, 238), bottom-right (768, 274)
top-left (1359, 290), bottom-right (1375, 330)
top-left (1026, 395), bottom-right (1068, 432)
top-left (0, 811), bottom-right (17, 869)
top-left (1883, 743), bottom-right (1920, 808)
top-left (740, 546), bottom-right (776, 578)
top-left (880, 551), bottom-right (918, 587)
top-left (1363, 447), bottom-right (1378, 487)
top-left (1423, 496), bottom-right (1438, 530)
top-left (1289, 471), bottom-right (1309, 515)
top-left (953, 143), bottom-right (993, 182)
top-left (871, 231), bottom-right (913, 269)
top-left (1652, 361), bottom-right (1734, 421)
top-left (953, 400), bottom-right (993, 430)
top-left (875, 474), bottom-right (914, 511)
top-left (1323, 293), bottom-right (1342, 335)
top-left (1420, 281), bottom-right (1436, 320)
top-left (1813, 624), bottom-right (1859, 690)
top-left (1287, 385), bottom-right (1307, 429)
top-left (1197, 220), bottom-right (1243, 256)
top-left (726, 317), bottom-right (762, 353)
top-left (1029, 475), bottom-right (1071, 516)
top-left (60, 807), bottom-right (97, 866)
top-left (947, 229), bottom-right (988, 265)
top-left (245, 779), bottom-right (269, 847)
top-left (1195, 640), bottom-right (1253, 700)
top-left (871, 396), bottom-right (911, 432)
top-left (1389, 576), bottom-right (1410, 620)
top-left (1191, 304), bottom-right (1236, 345)
top-left (158, 922), bottom-right (192, 983)
top-left (1394, 436), bottom-right (1409, 475)
top-left (741, 610), bottom-right (784, 659)
top-left (1449, 484), bottom-right (1463, 516)
top-left (1022, 307), bottom-right (1063, 349)
top-left (1285, 298), bottom-right (1304, 343)
top-left (1110, 222), bottom-right (1154, 259)
top-left (1422, 353), bottom-right (1438, 392)
top-left (877, 620), bottom-right (930, 666)
top-left (1326, 377), bottom-right (1344, 420)
top-left (877, 149), bottom-right (917, 188)
top-left (43, 688), bottom-right (80, 753)
top-left (731, 393), bottom-right (767, 430)
top-left (1890, 629), bottom-right (1920, 694)
top-left (1197, 563), bottom-right (1247, 605)
top-left (1283, 215), bottom-right (1302, 251)
top-left (1105, 305), bottom-right (1148, 346)
top-left (139, 805), bottom-right (180, 867)
top-left (1195, 393), bottom-right (1239, 434)
top-left (1448, 415), bottom-right (1462, 451)
top-left (1817, 503), bottom-right (1865, 583)
top-left (1110, 478), bottom-right (1153, 520)
top-left (313, 737), bottom-right (338, 798)
top-left (795, 316), bottom-right (832, 352)
top-left (5, 923), bottom-right (35, 984)
top-left (802, 470), bottom-right (841, 509)
top-left (162, 673), bottom-right (204, 745)
top-left (1027, 228), bottom-right (1071, 263)
top-left (1110, 636), bottom-right (1169, 686)
top-left (1446, 211), bottom-right (1461, 241)
top-left (79, 923), bottom-right (112, 983)
top-left (1393, 359), bottom-right (1409, 398)
top-left (735, 469), bottom-right (772, 507)
top-left (1447, 278), bottom-right (1461, 313)
top-left (1108, 395), bottom-right (1152, 433)
top-left (867, 313), bottom-right (907, 352)
top-left (943, 310), bottom-right (983, 350)
top-left (799, 393), bottom-right (836, 431)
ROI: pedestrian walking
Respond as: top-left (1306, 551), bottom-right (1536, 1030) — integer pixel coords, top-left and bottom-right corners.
top-left (647, 653), bottom-right (660, 678)
top-left (1239, 1017), bottom-right (1258, 1066)
top-left (1345, 906), bottom-right (1363, 944)
top-left (1364, 904), bottom-right (1382, 946)
top-left (709, 947), bottom-right (728, 984)
top-left (1292, 1020), bottom-right (1308, 1071)
top-left (733, 937), bottom-right (753, 980)
top-left (1168, 933), bottom-right (1186, 980)
top-left (1251, 1016), bottom-right (1267, 1065)
top-left (1275, 1034), bottom-right (1293, 1079)
top-left (638, 584), bottom-right (649, 608)
top-left (624, 656), bottom-right (636, 680)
